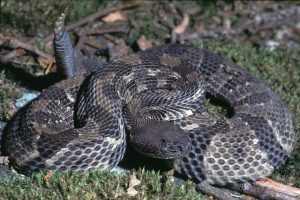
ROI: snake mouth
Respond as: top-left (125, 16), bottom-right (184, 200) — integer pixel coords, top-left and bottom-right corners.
top-left (160, 140), bottom-right (191, 159)
top-left (130, 139), bottom-right (191, 160)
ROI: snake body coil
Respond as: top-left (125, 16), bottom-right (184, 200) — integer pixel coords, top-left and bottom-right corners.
top-left (3, 12), bottom-right (295, 186)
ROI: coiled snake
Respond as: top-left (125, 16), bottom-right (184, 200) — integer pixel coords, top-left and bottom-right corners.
top-left (3, 11), bottom-right (295, 186)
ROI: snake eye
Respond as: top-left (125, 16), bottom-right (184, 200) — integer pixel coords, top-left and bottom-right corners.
top-left (167, 145), bottom-right (177, 152)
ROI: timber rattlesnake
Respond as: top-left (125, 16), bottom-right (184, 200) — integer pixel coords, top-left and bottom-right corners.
top-left (3, 11), bottom-right (295, 186)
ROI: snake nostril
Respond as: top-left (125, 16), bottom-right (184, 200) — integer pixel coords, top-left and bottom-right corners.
top-left (178, 145), bottom-right (183, 152)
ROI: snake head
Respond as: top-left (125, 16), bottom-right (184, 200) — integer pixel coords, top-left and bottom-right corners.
top-left (129, 121), bottom-right (191, 159)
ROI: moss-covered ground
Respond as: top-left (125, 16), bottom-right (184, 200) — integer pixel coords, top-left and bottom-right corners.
top-left (0, 1), bottom-right (299, 199)
top-left (0, 169), bottom-right (202, 200)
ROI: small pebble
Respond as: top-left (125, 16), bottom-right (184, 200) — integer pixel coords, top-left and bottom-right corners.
top-left (14, 92), bottom-right (40, 109)
top-left (111, 166), bottom-right (130, 175)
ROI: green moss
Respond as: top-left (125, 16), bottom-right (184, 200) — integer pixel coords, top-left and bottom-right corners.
top-left (0, 0), bottom-right (109, 36)
top-left (0, 0), bottom-right (299, 195)
top-left (1, 39), bottom-right (298, 197)
top-left (0, 169), bottom-right (204, 199)
top-left (127, 11), bottom-right (168, 46)
top-left (0, 71), bottom-right (19, 121)
top-left (194, 1), bottom-right (219, 16)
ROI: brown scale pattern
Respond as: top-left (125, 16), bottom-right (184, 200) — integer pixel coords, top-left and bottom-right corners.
top-left (165, 45), bottom-right (295, 185)
top-left (3, 44), bottom-right (295, 186)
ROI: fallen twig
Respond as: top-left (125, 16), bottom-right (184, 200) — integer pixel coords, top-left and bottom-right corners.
top-left (9, 39), bottom-right (53, 60)
top-left (87, 26), bottom-right (128, 36)
top-left (74, 28), bottom-right (88, 56)
top-left (0, 49), bottom-right (26, 63)
top-left (42, 1), bottom-right (141, 43)
top-left (234, 7), bottom-right (300, 35)
top-left (0, 38), bottom-right (53, 64)
top-left (180, 29), bottom-right (223, 41)
top-left (197, 181), bottom-right (244, 200)
top-left (197, 178), bottom-right (300, 200)
top-left (84, 37), bottom-right (104, 50)
top-left (231, 178), bottom-right (300, 200)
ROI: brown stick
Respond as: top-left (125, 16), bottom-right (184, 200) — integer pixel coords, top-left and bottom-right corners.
top-left (9, 39), bottom-right (53, 60)
top-left (0, 2), bottom-right (140, 64)
top-left (197, 181), bottom-right (245, 200)
top-left (180, 29), bottom-right (223, 41)
top-left (0, 38), bottom-right (53, 64)
top-left (87, 26), bottom-right (128, 35)
top-left (197, 178), bottom-right (300, 200)
top-left (84, 37), bottom-right (103, 50)
top-left (231, 178), bottom-right (300, 200)
top-left (0, 49), bottom-right (26, 63)
top-left (74, 29), bottom-right (87, 56)
top-left (42, 1), bottom-right (141, 43)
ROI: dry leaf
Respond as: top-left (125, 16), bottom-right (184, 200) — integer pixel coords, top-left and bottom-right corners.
top-left (43, 171), bottom-right (54, 182)
top-left (102, 11), bottom-right (127, 23)
top-left (137, 35), bottom-right (152, 50)
top-left (126, 172), bottom-right (141, 197)
top-left (128, 173), bottom-right (141, 189)
top-left (37, 57), bottom-right (49, 69)
top-left (0, 34), bottom-right (4, 46)
top-left (173, 13), bottom-right (189, 34)
top-left (45, 40), bottom-right (53, 49)
top-left (244, 195), bottom-right (255, 200)
top-left (127, 188), bottom-right (139, 197)
top-left (4, 103), bottom-right (15, 120)
top-left (287, 182), bottom-right (294, 187)
top-left (38, 57), bottom-right (55, 74)
top-left (223, 16), bottom-right (231, 32)
top-left (195, 23), bottom-right (205, 33)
